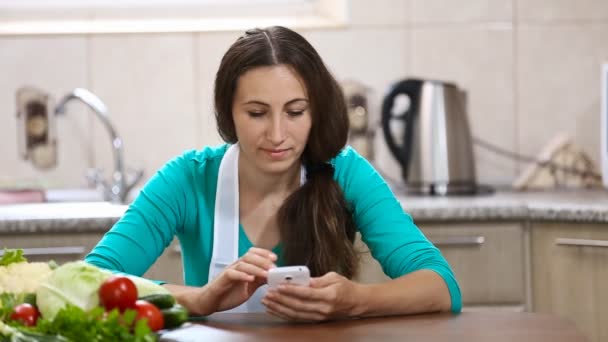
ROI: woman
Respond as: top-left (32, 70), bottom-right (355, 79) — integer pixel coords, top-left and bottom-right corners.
top-left (86, 26), bottom-right (461, 321)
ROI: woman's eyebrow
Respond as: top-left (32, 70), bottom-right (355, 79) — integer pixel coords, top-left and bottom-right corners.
top-left (285, 98), bottom-right (308, 105)
top-left (243, 100), bottom-right (269, 106)
top-left (242, 98), bottom-right (308, 106)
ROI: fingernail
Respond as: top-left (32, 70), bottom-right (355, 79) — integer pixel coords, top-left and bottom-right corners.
top-left (269, 253), bottom-right (277, 260)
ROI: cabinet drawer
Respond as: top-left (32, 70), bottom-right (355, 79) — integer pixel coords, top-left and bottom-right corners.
top-left (422, 223), bottom-right (525, 305)
top-left (353, 222), bottom-right (526, 306)
top-left (421, 223), bottom-right (525, 305)
top-left (1, 232), bottom-right (105, 265)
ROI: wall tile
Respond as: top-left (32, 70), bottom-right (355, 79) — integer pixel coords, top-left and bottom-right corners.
top-left (303, 28), bottom-right (409, 182)
top-left (517, 24), bottom-right (608, 170)
top-left (517, 0), bottom-right (608, 23)
top-left (412, 0), bottom-right (513, 24)
top-left (89, 33), bottom-right (197, 186)
top-left (196, 31), bottom-right (240, 148)
top-left (349, 0), bottom-right (409, 27)
top-left (411, 26), bottom-right (516, 185)
top-left (303, 28), bottom-right (408, 104)
top-left (0, 36), bottom-right (90, 188)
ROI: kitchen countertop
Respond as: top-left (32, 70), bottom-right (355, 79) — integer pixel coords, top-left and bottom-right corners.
top-left (398, 188), bottom-right (608, 223)
top-left (0, 189), bottom-right (607, 234)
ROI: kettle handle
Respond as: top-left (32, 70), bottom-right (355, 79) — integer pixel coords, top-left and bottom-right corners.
top-left (381, 79), bottom-right (422, 180)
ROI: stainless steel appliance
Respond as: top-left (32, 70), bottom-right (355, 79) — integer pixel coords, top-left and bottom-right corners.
top-left (381, 78), bottom-right (478, 195)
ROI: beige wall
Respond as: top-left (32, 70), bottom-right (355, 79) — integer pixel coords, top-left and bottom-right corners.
top-left (1, 0), bottom-right (607, 190)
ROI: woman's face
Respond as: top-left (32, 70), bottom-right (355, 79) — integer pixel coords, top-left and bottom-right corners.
top-left (232, 64), bottom-right (312, 175)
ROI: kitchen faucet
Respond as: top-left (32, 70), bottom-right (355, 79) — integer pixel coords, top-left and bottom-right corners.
top-left (55, 88), bottom-right (143, 203)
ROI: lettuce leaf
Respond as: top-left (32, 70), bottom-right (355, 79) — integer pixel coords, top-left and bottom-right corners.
top-left (0, 249), bottom-right (26, 266)
top-left (31, 306), bottom-right (154, 342)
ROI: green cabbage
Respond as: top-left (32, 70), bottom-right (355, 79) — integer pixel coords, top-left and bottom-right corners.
top-left (36, 261), bottom-right (112, 320)
top-left (35, 261), bottom-right (171, 320)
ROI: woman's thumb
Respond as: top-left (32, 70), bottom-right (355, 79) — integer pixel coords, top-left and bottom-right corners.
top-left (310, 272), bottom-right (337, 288)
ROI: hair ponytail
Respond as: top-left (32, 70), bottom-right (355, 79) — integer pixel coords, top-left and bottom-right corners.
top-left (278, 164), bottom-right (358, 278)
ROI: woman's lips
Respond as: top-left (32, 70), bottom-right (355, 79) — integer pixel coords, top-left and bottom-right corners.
top-left (262, 148), bottom-right (289, 160)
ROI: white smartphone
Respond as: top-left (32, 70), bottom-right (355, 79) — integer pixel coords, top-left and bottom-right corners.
top-left (267, 266), bottom-right (310, 289)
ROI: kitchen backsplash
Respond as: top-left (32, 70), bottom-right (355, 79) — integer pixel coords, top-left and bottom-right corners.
top-left (1, 0), bottom-right (607, 189)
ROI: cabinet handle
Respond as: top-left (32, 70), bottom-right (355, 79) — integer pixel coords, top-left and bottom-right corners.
top-left (555, 238), bottom-right (608, 248)
top-left (0, 246), bottom-right (86, 257)
top-left (431, 236), bottom-right (485, 247)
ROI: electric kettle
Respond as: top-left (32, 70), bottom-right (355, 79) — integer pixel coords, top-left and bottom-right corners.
top-left (381, 79), bottom-right (477, 195)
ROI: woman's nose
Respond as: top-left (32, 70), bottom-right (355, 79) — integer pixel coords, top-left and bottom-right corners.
top-left (267, 114), bottom-right (286, 144)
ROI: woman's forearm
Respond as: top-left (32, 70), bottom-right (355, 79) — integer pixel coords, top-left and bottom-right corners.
top-left (163, 284), bottom-right (214, 316)
top-left (354, 269), bottom-right (452, 318)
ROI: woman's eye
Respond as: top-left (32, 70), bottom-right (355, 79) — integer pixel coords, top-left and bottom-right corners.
top-left (287, 110), bottom-right (305, 116)
top-left (248, 111), bottom-right (266, 117)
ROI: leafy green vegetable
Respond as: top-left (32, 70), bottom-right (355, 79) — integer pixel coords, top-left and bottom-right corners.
top-left (30, 306), bottom-right (156, 342)
top-left (36, 261), bottom-right (112, 320)
top-left (1, 319), bottom-right (67, 342)
top-left (0, 293), bottom-right (19, 321)
top-left (2, 305), bottom-right (156, 341)
top-left (0, 249), bottom-right (26, 266)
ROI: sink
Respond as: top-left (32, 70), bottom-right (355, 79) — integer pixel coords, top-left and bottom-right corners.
top-left (0, 188), bottom-right (105, 205)
top-left (0, 201), bottom-right (128, 220)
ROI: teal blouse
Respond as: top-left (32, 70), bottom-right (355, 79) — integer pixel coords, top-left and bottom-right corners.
top-left (85, 144), bottom-right (462, 312)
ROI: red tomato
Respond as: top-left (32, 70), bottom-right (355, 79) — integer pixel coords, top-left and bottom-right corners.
top-left (134, 300), bottom-right (164, 331)
top-left (10, 303), bottom-right (40, 326)
top-left (98, 276), bottom-right (138, 312)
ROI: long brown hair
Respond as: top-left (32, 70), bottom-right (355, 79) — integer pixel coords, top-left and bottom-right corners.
top-left (214, 26), bottom-right (358, 278)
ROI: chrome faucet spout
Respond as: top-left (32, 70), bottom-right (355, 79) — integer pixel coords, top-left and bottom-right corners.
top-left (55, 88), bottom-right (142, 203)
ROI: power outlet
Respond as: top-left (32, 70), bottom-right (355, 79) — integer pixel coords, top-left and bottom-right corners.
top-left (16, 86), bottom-right (57, 170)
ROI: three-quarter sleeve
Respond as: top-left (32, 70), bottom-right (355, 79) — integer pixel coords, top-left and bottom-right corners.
top-left (334, 148), bottom-right (462, 312)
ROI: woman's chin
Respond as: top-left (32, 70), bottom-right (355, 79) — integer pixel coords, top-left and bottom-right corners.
top-left (257, 159), bottom-right (299, 175)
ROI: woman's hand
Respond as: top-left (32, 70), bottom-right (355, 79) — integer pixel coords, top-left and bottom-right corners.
top-left (261, 271), bottom-right (366, 322)
top-left (195, 247), bottom-right (277, 314)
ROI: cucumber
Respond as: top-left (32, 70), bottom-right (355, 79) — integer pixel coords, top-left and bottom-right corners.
top-left (139, 294), bottom-right (175, 310)
top-left (161, 304), bottom-right (189, 330)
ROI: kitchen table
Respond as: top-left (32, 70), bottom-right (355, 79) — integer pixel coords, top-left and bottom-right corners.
top-left (160, 311), bottom-right (588, 342)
